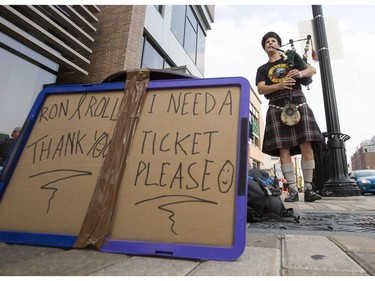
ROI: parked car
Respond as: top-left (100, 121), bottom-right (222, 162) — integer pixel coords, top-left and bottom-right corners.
top-left (349, 169), bottom-right (375, 195)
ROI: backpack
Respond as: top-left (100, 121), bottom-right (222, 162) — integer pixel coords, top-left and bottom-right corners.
top-left (247, 169), bottom-right (299, 223)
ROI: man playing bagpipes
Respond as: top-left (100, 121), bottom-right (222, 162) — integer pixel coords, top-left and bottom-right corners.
top-left (256, 31), bottom-right (322, 202)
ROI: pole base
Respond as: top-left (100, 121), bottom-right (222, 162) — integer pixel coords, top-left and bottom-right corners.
top-left (322, 179), bottom-right (361, 197)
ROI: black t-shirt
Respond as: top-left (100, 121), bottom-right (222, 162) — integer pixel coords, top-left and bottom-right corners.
top-left (256, 58), bottom-right (302, 100)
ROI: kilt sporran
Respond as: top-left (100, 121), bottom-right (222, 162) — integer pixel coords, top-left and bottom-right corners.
top-left (281, 103), bottom-right (300, 126)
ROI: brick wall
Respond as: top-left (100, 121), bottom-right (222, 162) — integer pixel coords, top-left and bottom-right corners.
top-left (351, 148), bottom-right (375, 170)
top-left (364, 153), bottom-right (375, 169)
top-left (56, 5), bottom-right (146, 85)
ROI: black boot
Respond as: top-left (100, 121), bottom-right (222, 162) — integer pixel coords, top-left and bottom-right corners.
top-left (284, 187), bottom-right (299, 202)
top-left (304, 187), bottom-right (322, 202)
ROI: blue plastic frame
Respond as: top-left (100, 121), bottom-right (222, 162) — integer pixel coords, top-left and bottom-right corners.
top-left (0, 76), bottom-right (249, 260)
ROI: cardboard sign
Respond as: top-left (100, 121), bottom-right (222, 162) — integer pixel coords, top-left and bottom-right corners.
top-left (0, 76), bottom-right (250, 260)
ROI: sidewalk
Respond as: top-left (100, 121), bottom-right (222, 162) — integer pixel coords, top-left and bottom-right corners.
top-left (0, 193), bottom-right (374, 276)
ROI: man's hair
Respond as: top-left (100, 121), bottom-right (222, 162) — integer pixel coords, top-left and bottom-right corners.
top-left (261, 32), bottom-right (282, 49)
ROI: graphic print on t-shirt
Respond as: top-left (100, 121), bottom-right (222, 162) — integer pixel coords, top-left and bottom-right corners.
top-left (268, 63), bottom-right (289, 83)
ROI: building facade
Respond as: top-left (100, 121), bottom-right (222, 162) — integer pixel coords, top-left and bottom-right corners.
top-left (1, 5), bottom-right (269, 174)
top-left (351, 136), bottom-right (375, 170)
top-left (0, 5), bottom-right (214, 135)
top-left (248, 85), bottom-right (264, 170)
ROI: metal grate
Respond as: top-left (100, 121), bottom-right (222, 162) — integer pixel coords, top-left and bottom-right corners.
top-left (249, 212), bottom-right (375, 233)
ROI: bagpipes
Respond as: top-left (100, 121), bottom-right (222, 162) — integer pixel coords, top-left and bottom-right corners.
top-left (273, 35), bottom-right (316, 126)
top-left (272, 35), bottom-right (315, 88)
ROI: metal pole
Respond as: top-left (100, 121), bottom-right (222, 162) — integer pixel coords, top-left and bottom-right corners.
top-left (312, 5), bottom-right (360, 197)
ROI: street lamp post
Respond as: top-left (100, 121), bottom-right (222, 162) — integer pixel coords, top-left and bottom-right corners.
top-left (312, 5), bottom-right (360, 197)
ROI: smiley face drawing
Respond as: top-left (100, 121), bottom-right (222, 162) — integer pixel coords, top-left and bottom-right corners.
top-left (218, 160), bottom-right (234, 193)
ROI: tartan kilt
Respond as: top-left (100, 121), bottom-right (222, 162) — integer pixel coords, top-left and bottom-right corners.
top-left (262, 95), bottom-right (323, 157)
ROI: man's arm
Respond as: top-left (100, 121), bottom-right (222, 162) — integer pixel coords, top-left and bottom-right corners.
top-left (257, 77), bottom-right (296, 96)
top-left (288, 65), bottom-right (316, 80)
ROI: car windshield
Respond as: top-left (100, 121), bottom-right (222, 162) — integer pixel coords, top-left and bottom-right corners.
top-left (356, 170), bottom-right (375, 177)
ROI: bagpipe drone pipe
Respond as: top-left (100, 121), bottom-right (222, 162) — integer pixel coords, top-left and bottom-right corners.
top-left (273, 35), bottom-right (314, 87)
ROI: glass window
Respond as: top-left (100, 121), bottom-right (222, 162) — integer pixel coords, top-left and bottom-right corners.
top-left (0, 35), bottom-right (57, 137)
top-left (186, 6), bottom-right (197, 32)
top-left (170, 5), bottom-right (207, 73)
top-left (249, 103), bottom-right (260, 148)
top-left (141, 36), bottom-right (175, 70)
top-left (170, 5), bottom-right (186, 46)
top-left (141, 39), bottom-right (163, 69)
top-left (154, 5), bottom-right (164, 16)
top-left (184, 20), bottom-right (197, 62)
top-left (196, 25), bottom-right (205, 74)
top-left (184, 6), bottom-right (199, 63)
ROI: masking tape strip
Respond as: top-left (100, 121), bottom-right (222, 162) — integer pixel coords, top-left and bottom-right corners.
top-left (74, 69), bottom-right (150, 249)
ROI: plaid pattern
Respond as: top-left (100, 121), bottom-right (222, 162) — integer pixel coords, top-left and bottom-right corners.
top-left (262, 94), bottom-right (323, 157)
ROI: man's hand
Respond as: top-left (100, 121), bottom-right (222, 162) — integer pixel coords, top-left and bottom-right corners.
top-left (280, 77), bottom-right (296, 90)
top-left (287, 69), bottom-right (302, 79)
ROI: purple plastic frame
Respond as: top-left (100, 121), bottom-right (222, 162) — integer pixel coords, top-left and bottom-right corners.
top-left (0, 76), bottom-right (250, 261)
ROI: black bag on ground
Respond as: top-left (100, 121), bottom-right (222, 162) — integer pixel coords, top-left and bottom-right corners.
top-left (247, 169), bottom-right (299, 223)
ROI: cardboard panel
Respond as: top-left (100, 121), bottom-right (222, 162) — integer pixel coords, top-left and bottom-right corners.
top-left (0, 76), bottom-right (249, 260)
top-left (0, 88), bottom-right (121, 235)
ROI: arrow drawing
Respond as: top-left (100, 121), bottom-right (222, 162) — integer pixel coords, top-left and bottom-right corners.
top-left (135, 195), bottom-right (218, 235)
top-left (29, 169), bottom-right (92, 213)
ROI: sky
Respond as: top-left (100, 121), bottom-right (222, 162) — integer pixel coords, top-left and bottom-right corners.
top-left (203, 4), bottom-right (375, 161)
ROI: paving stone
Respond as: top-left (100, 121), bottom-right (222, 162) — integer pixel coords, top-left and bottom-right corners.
top-left (0, 248), bottom-right (127, 276)
top-left (304, 203), bottom-right (331, 210)
top-left (285, 202), bottom-right (315, 210)
top-left (321, 197), bottom-right (366, 202)
top-left (358, 205), bottom-right (375, 211)
top-left (0, 244), bottom-right (65, 269)
top-left (282, 235), bottom-right (367, 276)
top-left (190, 246), bottom-right (280, 276)
top-left (90, 255), bottom-right (200, 276)
top-left (329, 236), bottom-right (375, 253)
top-left (246, 232), bottom-right (281, 249)
top-left (1, 195), bottom-right (375, 276)
top-left (329, 237), bottom-right (375, 276)
top-left (321, 203), bottom-right (348, 211)
top-left (347, 252), bottom-right (375, 275)
top-left (336, 203), bottom-right (363, 211)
